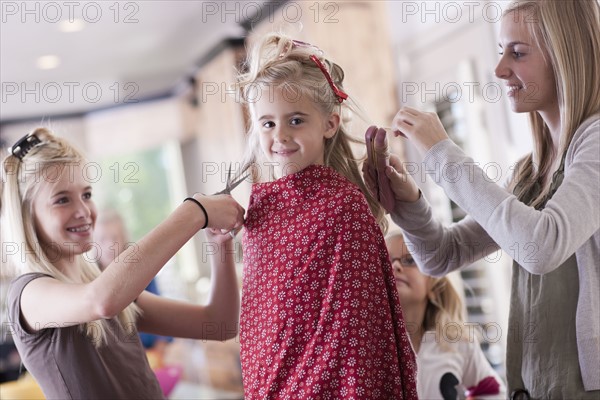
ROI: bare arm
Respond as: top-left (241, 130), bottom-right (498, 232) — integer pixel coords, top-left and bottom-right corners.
top-left (136, 229), bottom-right (240, 340)
top-left (20, 194), bottom-right (244, 331)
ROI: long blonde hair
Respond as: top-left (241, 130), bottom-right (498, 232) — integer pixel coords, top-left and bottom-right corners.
top-left (423, 276), bottom-right (466, 336)
top-left (506, 0), bottom-right (600, 207)
top-left (235, 33), bottom-right (387, 232)
top-left (1, 128), bottom-right (140, 346)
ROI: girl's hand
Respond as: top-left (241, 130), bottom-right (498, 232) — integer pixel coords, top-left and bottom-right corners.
top-left (204, 226), bottom-right (241, 246)
top-left (194, 194), bottom-right (245, 231)
top-left (392, 106), bottom-right (450, 158)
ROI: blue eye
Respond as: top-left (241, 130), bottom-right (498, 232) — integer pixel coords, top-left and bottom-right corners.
top-left (290, 118), bottom-right (303, 126)
top-left (55, 197), bottom-right (68, 205)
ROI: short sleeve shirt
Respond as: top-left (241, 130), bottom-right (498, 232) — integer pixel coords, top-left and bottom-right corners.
top-left (7, 273), bottom-right (164, 399)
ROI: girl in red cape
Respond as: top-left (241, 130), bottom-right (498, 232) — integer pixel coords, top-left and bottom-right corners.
top-left (234, 33), bottom-right (418, 399)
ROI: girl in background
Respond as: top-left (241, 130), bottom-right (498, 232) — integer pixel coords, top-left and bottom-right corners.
top-left (1, 128), bottom-right (244, 398)
top-left (234, 33), bottom-right (417, 399)
top-left (386, 232), bottom-right (505, 399)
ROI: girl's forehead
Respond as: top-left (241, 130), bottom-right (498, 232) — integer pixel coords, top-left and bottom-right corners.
top-left (253, 87), bottom-right (318, 114)
top-left (38, 163), bottom-right (90, 192)
top-left (259, 83), bottom-right (307, 101)
top-left (386, 235), bottom-right (406, 249)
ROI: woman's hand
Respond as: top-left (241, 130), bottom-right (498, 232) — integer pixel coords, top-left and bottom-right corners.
top-left (362, 126), bottom-right (421, 205)
top-left (392, 106), bottom-right (450, 157)
top-left (194, 194), bottom-right (245, 231)
top-left (365, 126), bottom-right (395, 212)
top-left (385, 153), bottom-right (421, 203)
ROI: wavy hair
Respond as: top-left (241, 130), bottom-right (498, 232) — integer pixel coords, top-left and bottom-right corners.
top-left (235, 33), bottom-right (387, 232)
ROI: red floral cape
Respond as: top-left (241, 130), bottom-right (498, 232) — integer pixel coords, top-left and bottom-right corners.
top-left (241, 165), bottom-right (418, 399)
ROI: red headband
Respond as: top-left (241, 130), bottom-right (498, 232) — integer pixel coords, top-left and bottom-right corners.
top-left (309, 55), bottom-right (348, 103)
top-left (286, 40), bottom-right (348, 103)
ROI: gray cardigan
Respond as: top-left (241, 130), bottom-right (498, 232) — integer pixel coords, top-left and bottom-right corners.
top-left (391, 116), bottom-right (599, 390)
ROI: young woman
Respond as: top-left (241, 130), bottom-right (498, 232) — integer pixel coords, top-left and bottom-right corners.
top-left (366, 0), bottom-right (599, 397)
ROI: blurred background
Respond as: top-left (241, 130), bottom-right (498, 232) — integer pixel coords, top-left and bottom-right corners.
top-left (1, 1), bottom-right (531, 398)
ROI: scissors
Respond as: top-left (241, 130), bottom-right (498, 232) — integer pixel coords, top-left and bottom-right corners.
top-left (212, 163), bottom-right (250, 238)
top-left (213, 163), bottom-right (251, 196)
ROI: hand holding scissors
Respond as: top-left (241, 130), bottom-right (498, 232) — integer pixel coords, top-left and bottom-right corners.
top-left (212, 163), bottom-right (250, 238)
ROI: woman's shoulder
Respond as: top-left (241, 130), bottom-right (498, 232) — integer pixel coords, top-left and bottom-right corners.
top-left (566, 115), bottom-right (600, 164)
top-left (571, 115), bottom-right (599, 146)
top-left (577, 115), bottom-right (600, 132)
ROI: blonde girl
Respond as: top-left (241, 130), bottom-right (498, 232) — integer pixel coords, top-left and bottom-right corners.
top-left (234, 33), bottom-right (417, 399)
top-left (2, 128), bottom-right (244, 398)
top-left (386, 233), bottom-right (506, 399)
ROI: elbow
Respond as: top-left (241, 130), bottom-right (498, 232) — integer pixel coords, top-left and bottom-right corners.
top-left (204, 310), bottom-right (239, 341)
top-left (217, 311), bottom-right (240, 341)
top-left (416, 256), bottom-right (458, 278)
top-left (424, 268), bottom-right (449, 278)
top-left (219, 324), bottom-right (239, 341)
top-left (205, 318), bottom-right (239, 342)
top-left (515, 240), bottom-right (566, 275)
top-left (518, 254), bottom-right (559, 276)
top-left (93, 299), bottom-right (120, 320)
top-left (94, 302), bottom-right (120, 320)
top-left (87, 285), bottom-right (121, 320)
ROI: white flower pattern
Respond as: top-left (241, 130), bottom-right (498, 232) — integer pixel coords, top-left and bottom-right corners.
top-left (242, 165), bottom-right (417, 399)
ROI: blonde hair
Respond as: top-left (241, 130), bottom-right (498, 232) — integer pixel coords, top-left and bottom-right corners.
top-left (506, 0), bottom-right (600, 207)
top-left (1, 128), bottom-right (140, 346)
top-left (235, 33), bottom-right (387, 232)
top-left (423, 276), bottom-right (466, 334)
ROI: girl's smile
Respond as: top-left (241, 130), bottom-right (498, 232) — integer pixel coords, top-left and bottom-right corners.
top-left (32, 163), bottom-right (97, 267)
top-left (253, 85), bottom-right (339, 178)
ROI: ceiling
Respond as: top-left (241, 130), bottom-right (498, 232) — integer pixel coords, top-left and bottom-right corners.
top-left (0, 1), bottom-right (264, 122)
top-left (0, 1), bottom-right (490, 123)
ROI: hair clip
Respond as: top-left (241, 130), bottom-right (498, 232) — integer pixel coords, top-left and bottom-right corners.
top-left (11, 133), bottom-right (42, 160)
top-left (280, 39), bottom-right (322, 58)
top-left (291, 39), bottom-right (315, 49)
top-left (309, 55), bottom-right (348, 103)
